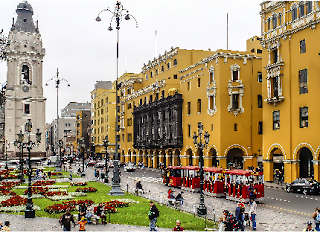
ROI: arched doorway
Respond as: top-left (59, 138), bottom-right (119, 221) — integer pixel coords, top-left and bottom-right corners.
top-left (175, 149), bottom-right (180, 166)
top-left (227, 148), bottom-right (244, 169)
top-left (299, 147), bottom-right (313, 178)
top-left (208, 148), bottom-right (217, 167)
top-left (271, 148), bottom-right (284, 175)
top-left (187, 148), bottom-right (193, 166)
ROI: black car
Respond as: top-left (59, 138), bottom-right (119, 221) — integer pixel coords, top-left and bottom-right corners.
top-left (286, 178), bottom-right (320, 195)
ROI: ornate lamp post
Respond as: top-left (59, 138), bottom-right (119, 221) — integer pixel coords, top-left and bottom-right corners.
top-left (79, 138), bottom-right (85, 177)
top-left (103, 135), bottom-right (109, 183)
top-left (5, 140), bottom-right (9, 170)
top-left (45, 68), bottom-right (70, 171)
top-left (192, 122), bottom-right (210, 216)
top-left (24, 119), bottom-right (42, 218)
top-left (13, 130), bottom-right (25, 182)
top-left (96, 1), bottom-right (137, 196)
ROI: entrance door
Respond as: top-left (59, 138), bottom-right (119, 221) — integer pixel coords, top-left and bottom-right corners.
top-left (227, 148), bottom-right (243, 169)
top-left (300, 147), bottom-right (313, 178)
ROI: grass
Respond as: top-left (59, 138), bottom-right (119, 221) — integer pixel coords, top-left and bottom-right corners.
top-left (10, 181), bottom-right (217, 230)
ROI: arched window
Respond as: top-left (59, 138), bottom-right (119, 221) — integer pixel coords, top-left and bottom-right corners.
top-left (272, 14), bottom-right (277, 29)
top-left (299, 2), bottom-right (305, 17)
top-left (21, 65), bottom-right (31, 84)
top-left (292, 4), bottom-right (298, 21)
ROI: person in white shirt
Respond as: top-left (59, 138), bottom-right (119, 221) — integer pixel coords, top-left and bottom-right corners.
top-left (249, 197), bottom-right (257, 231)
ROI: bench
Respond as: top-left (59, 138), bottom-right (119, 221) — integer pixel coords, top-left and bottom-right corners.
top-left (168, 198), bottom-right (181, 207)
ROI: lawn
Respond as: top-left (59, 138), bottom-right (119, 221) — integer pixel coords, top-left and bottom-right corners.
top-left (11, 181), bottom-right (217, 231)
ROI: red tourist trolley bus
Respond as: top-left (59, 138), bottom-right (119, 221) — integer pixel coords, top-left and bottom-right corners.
top-left (181, 166), bottom-right (201, 192)
top-left (164, 166), bottom-right (183, 187)
top-left (203, 167), bottom-right (225, 197)
top-left (225, 169), bottom-right (264, 203)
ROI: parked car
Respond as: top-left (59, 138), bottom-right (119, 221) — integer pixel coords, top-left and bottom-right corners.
top-left (95, 162), bottom-right (105, 168)
top-left (87, 161), bottom-right (96, 166)
top-left (124, 163), bottom-right (137, 172)
top-left (286, 178), bottom-right (320, 195)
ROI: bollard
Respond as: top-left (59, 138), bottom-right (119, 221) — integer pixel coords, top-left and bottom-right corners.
top-left (126, 184), bottom-right (129, 193)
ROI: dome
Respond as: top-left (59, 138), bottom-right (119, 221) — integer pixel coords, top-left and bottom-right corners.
top-left (12, 1), bottom-right (37, 33)
top-left (16, 1), bottom-right (34, 15)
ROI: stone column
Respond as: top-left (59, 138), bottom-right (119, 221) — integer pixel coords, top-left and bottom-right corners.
top-left (216, 156), bottom-right (227, 168)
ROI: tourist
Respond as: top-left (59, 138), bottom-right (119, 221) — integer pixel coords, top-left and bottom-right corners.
top-left (148, 201), bottom-right (159, 231)
top-left (60, 208), bottom-right (75, 231)
top-left (173, 220), bottom-right (184, 231)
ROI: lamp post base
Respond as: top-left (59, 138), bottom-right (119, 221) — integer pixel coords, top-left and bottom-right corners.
top-left (81, 172), bottom-right (86, 177)
top-left (104, 177), bottom-right (109, 183)
top-left (197, 206), bottom-right (207, 216)
top-left (25, 209), bottom-right (35, 218)
top-left (108, 184), bottom-right (125, 196)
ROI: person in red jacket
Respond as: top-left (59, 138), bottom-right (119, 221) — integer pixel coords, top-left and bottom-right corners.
top-left (173, 220), bottom-right (184, 231)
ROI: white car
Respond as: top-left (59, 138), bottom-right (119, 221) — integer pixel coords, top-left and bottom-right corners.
top-left (124, 163), bottom-right (137, 172)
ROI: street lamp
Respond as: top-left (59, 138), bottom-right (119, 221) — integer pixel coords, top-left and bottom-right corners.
top-left (192, 122), bottom-right (210, 216)
top-left (96, 1), bottom-right (137, 196)
top-left (79, 138), bottom-right (85, 177)
top-left (45, 68), bottom-right (70, 172)
top-left (13, 130), bottom-right (25, 182)
top-left (24, 119), bottom-right (42, 218)
top-left (5, 140), bottom-right (9, 170)
top-left (103, 135), bottom-right (109, 183)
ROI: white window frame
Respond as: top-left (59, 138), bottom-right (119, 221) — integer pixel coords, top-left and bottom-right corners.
top-left (207, 66), bottom-right (217, 116)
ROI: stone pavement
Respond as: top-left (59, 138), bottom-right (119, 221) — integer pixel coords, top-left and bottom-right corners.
top-left (0, 213), bottom-right (171, 231)
top-left (120, 169), bottom-right (310, 231)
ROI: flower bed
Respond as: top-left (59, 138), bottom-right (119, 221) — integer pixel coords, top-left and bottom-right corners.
top-left (0, 195), bottom-right (27, 207)
top-left (50, 172), bottom-right (62, 176)
top-left (69, 192), bottom-right (87, 197)
top-left (44, 199), bottom-right (94, 214)
top-left (1, 181), bottom-right (21, 189)
top-left (44, 203), bottom-right (77, 214)
top-left (75, 187), bottom-right (97, 193)
top-left (45, 195), bottom-right (74, 201)
top-left (43, 191), bottom-right (68, 197)
top-left (70, 182), bottom-right (87, 186)
top-left (23, 187), bottom-right (48, 195)
top-left (104, 200), bottom-right (129, 208)
top-left (0, 190), bottom-right (16, 196)
top-left (0, 204), bottom-right (41, 213)
top-left (32, 180), bottom-right (55, 186)
top-left (19, 194), bottom-right (44, 199)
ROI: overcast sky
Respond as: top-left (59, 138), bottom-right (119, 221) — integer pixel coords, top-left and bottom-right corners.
top-left (0, 0), bottom-right (262, 124)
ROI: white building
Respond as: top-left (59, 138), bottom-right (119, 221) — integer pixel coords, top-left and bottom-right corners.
top-left (5, 1), bottom-right (46, 156)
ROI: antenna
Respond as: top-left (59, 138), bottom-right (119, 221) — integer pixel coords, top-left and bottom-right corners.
top-left (155, 30), bottom-right (157, 57)
top-left (227, 13), bottom-right (229, 50)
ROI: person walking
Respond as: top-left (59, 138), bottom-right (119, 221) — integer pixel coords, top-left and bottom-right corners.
top-left (148, 201), bottom-right (159, 231)
top-left (173, 220), bottom-right (184, 231)
top-left (249, 197), bottom-right (257, 231)
top-left (60, 209), bottom-right (75, 231)
top-left (1, 221), bottom-right (10, 231)
top-left (235, 203), bottom-right (245, 231)
top-left (314, 208), bottom-right (320, 231)
top-left (96, 203), bottom-right (106, 224)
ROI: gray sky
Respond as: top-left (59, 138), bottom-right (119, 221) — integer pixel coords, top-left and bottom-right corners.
top-left (0, 0), bottom-right (262, 124)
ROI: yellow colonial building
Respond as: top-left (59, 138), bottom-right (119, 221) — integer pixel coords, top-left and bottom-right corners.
top-left (90, 81), bottom-right (116, 160)
top-left (260, 1), bottom-right (320, 183)
top-left (113, 41), bottom-right (263, 169)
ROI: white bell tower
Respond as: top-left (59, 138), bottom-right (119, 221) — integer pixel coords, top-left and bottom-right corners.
top-left (5, 1), bottom-right (46, 156)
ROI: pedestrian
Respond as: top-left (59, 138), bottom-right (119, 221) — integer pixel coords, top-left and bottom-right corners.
top-left (0, 221), bottom-right (3, 230)
top-left (148, 201), bottom-right (160, 231)
top-left (219, 210), bottom-right (233, 231)
top-left (96, 170), bottom-right (100, 180)
top-left (303, 221), bottom-right (315, 231)
top-left (249, 197), bottom-right (257, 231)
top-left (235, 203), bottom-right (245, 231)
top-left (77, 217), bottom-right (87, 231)
top-left (48, 171), bottom-right (51, 178)
top-left (1, 221), bottom-right (10, 231)
top-left (312, 207), bottom-right (319, 229)
top-left (78, 203), bottom-right (87, 221)
top-left (314, 208), bottom-right (320, 231)
top-left (60, 208), bottom-right (76, 231)
top-left (168, 188), bottom-right (174, 199)
top-left (173, 220), bottom-right (184, 231)
top-left (96, 203), bottom-right (106, 224)
top-left (94, 170), bottom-right (97, 180)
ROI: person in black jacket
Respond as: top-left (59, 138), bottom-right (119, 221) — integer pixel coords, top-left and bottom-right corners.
top-left (219, 210), bottom-right (233, 231)
top-left (78, 203), bottom-right (87, 221)
top-left (148, 201), bottom-right (159, 231)
top-left (96, 203), bottom-right (106, 224)
top-left (60, 208), bottom-right (75, 231)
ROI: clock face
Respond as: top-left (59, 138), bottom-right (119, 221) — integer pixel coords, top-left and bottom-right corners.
top-left (22, 85), bottom-right (29, 92)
